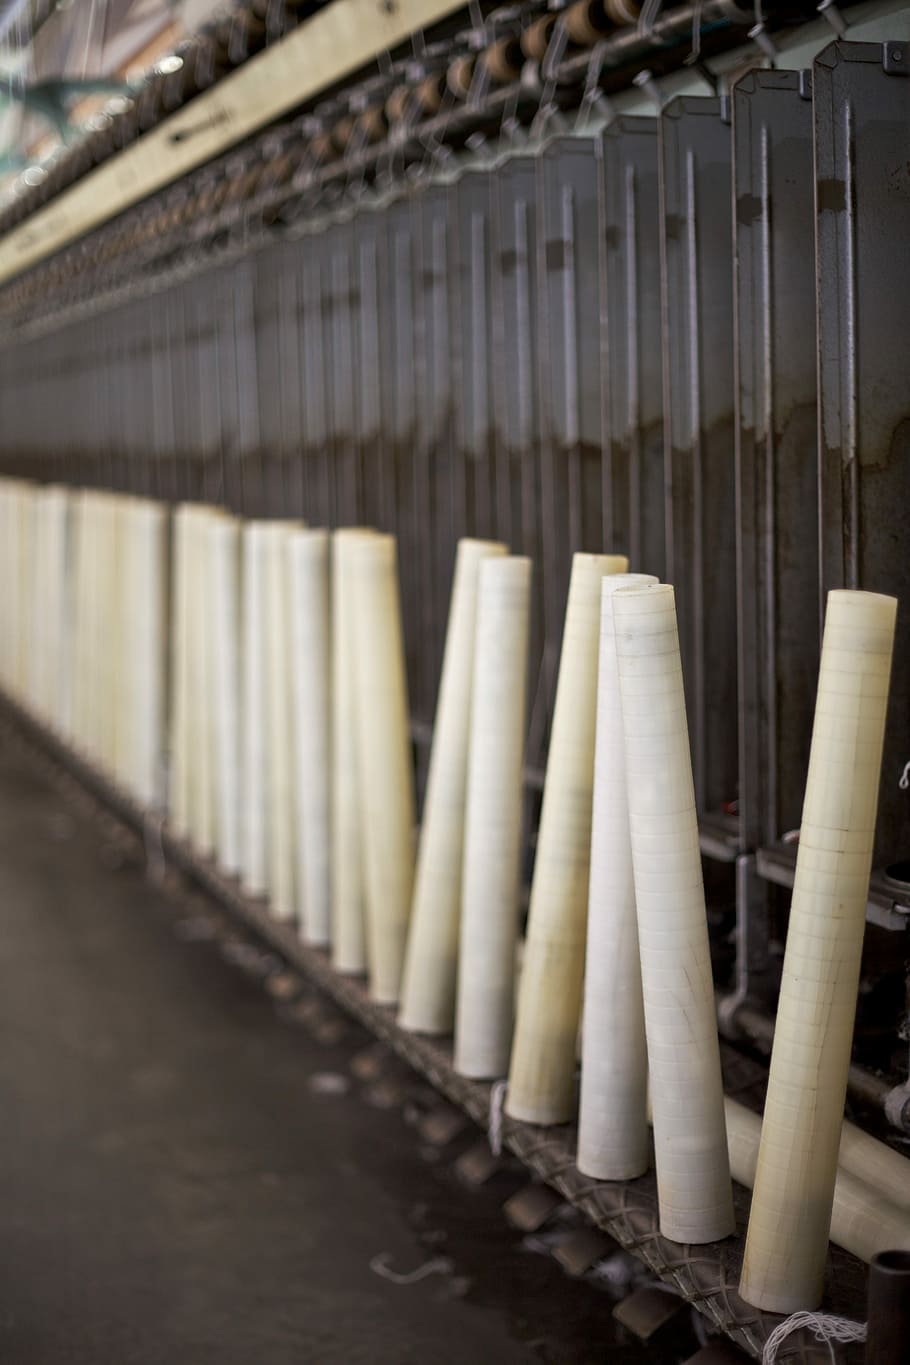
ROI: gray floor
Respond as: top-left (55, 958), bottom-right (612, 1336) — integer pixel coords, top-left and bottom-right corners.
top-left (0, 739), bottom-right (652, 1365)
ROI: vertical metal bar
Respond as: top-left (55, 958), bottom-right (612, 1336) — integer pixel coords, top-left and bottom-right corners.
top-left (300, 227), bottom-right (332, 526)
top-left (598, 116), bottom-right (664, 580)
top-left (660, 96), bottom-right (738, 841)
top-left (453, 167), bottom-right (496, 542)
top-left (536, 133), bottom-right (605, 754)
top-left (733, 69), bottom-right (818, 864)
top-left (415, 182), bottom-right (457, 719)
top-left (276, 239), bottom-right (305, 518)
top-left (234, 257), bottom-right (264, 514)
top-left (354, 206), bottom-right (383, 531)
top-left (491, 152), bottom-right (541, 626)
top-left (254, 244), bottom-right (284, 513)
top-left (329, 216), bottom-right (358, 525)
top-left (815, 39), bottom-right (910, 876)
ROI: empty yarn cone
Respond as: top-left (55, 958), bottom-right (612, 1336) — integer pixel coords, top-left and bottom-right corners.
top-left (454, 555), bottom-right (532, 1079)
top-left (399, 537), bottom-right (508, 1034)
top-left (350, 532), bottom-right (416, 1004)
top-left (169, 504), bottom-right (192, 840)
top-left (577, 572), bottom-right (658, 1181)
top-left (506, 552), bottom-right (628, 1125)
top-left (740, 589), bottom-right (897, 1313)
top-left (130, 500), bottom-right (167, 809)
top-left (208, 515), bottom-right (242, 875)
top-left (331, 529), bottom-right (374, 974)
top-left (288, 528), bottom-right (332, 947)
top-left (613, 581), bottom-right (734, 1244)
top-left (265, 521), bottom-right (297, 922)
top-left (187, 506), bottom-right (218, 855)
top-left (725, 1098), bottom-right (910, 1266)
top-left (241, 521), bottom-right (271, 897)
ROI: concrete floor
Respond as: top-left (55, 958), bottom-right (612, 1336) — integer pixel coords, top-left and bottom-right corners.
top-left (0, 739), bottom-right (654, 1365)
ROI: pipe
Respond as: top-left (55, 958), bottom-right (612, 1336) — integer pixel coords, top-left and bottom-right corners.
top-left (866, 1250), bottom-right (910, 1365)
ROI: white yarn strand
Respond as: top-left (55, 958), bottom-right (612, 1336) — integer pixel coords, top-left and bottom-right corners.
top-left (488, 1079), bottom-right (508, 1157)
top-left (762, 1312), bottom-right (867, 1364)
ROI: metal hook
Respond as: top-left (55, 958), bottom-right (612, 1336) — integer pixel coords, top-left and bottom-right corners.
top-left (574, 39), bottom-right (611, 129)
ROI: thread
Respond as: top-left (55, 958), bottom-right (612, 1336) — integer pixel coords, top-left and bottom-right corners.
top-left (762, 1312), bottom-right (866, 1364)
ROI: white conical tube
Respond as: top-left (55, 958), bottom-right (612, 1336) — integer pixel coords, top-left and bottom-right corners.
top-left (577, 572), bottom-right (658, 1181)
top-left (613, 582), bottom-right (734, 1244)
top-left (725, 1098), bottom-right (910, 1266)
top-left (208, 514), bottom-right (242, 875)
top-left (241, 520), bottom-right (271, 896)
top-left (265, 521), bottom-right (297, 922)
top-left (740, 589), bottom-right (897, 1313)
top-left (288, 528), bottom-right (332, 946)
top-left (399, 537), bottom-right (509, 1034)
top-left (349, 532), bottom-right (416, 1004)
top-left (838, 1119), bottom-right (910, 1213)
top-left (331, 529), bottom-right (374, 974)
top-left (131, 500), bottom-right (167, 809)
top-left (169, 504), bottom-right (192, 839)
top-left (506, 552), bottom-right (628, 1125)
top-left (454, 554), bottom-right (532, 1079)
top-left (187, 505), bottom-right (217, 855)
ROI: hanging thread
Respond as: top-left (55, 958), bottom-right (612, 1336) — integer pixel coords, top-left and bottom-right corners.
top-left (488, 1079), bottom-right (508, 1157)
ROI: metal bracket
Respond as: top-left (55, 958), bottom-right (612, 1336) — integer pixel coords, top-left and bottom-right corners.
top-left (883, 42), bottom-right (909, 76)
top-left (817, 0), bottom-right (848, 38)
top-left (631, 68), bottom-right (663, 113)
top-left (748, 20), bottom-right (778, 63)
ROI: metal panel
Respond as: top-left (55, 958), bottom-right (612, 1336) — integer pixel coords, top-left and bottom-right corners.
top-left (353, 206), bottom-right (385, 537)
top-left (659, 96), bottom-right (739, 841)
top-left (536, 132), bottom-right (605, 750)
top-left (327, 214), bottom-right (361, 526)
top-left (299, 226), bottom-right (333, 526)
top-left (275, 239), bottom-right (305, 519)
top-left (732, 70), bottom-right (818, 860)
top-left (414, 181), bottom-right (458, 722)
top-left (491, 152), bottom-right (543, 665)
top-left (453, 167), bottom-right (497, 543)
top-left (598, 116), bottom-right (665, 582)
top-left (377, 192), bottom-right (423, 721)
top-left (254, 244), bottom-right (286, 512)
top-left (815, 39), bottom-right (910, 879)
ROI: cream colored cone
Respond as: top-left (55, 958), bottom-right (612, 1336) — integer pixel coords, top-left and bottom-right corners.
top-left (265, 521), bottom-right (297, 922)
top-left (186, 506), bottom-right (218, 854)
top-left (506, 552), bottom-right (628, 1125)
top-left (241, 521), bottom-right (271, 896)
top-left (131, 500), bottom-right (167, 809)
top-left (577, 573), bottom-right (658, 1181)
top-left (454, 554), bottom-right (531, 1079)
top-left (288, 528), bottom-right (332, 946)
top-left (726, 1097), bottom-right (910, 1265)
top-left (349, 532), bottom-right (416, 1004)
top-left (169, 504), bottom-right (193, 838)
top-left (740, 589), bottom-right (897, 1313)
top-left (400, 537), bottom-right (508, 1034)
top-left (330, 529), bottom-right (374, 974)
top-left (613, 581), bottom-right (734, 1243)
top-left (208, 514), bottom-right (242, 874)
